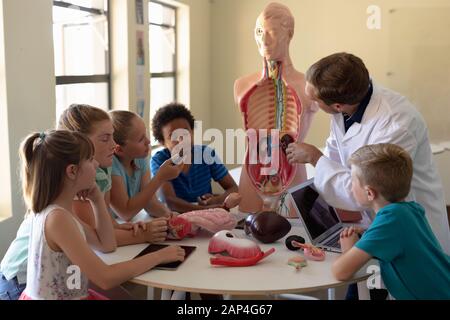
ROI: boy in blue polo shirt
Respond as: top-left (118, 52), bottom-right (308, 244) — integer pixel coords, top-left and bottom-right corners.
top-left (332, 143), bottom-right (450, 300)
top-left (150, 103), bottom-right (238, 213)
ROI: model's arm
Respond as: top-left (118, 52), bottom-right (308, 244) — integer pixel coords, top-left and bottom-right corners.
top-left (297, 98), bottom-right (319, 143)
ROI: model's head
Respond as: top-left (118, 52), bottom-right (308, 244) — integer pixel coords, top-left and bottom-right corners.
top-left (255, 2), bottom-right (294, 61)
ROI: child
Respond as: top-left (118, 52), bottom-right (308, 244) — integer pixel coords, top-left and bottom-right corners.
top-left (59, 104), bottom-right (169, 244)
top-left (0, 105), bottom-right (164, 300)
top-left (18, 130), bottom-right (184, 300)
top-left (150, 103), bottom-right (238, 213)
top-left (0, 217), bottom-right (29, 300)
top-left (110, 110), bottom-right (183, 222)
top-left (332, 143), bottom-right (450, 299)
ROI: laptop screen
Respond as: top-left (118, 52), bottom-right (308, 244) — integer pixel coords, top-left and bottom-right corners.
top-left (290, 184), bottom-right (340, 240)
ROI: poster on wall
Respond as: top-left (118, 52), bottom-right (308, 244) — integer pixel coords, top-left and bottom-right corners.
top-left (136, 29), bottom-right (146, 120)
top-left (137, 100), bottom-right (145, 118)
top-left (137, 31), bottom-right (145, 66)
top-left (136, 0), bottom-right (144, 25)
top-left (136, 65), bottom-right (145, 100)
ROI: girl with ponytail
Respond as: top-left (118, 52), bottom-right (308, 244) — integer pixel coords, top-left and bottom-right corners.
top-left (18, 130), bottom-right (184, 300)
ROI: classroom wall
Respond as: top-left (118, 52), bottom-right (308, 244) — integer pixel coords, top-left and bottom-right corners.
top-left (209, 0), bottom-right (450, 146)
top-left (0, 0), bottom-right (56, 257)
top-left (178, 0), bottom-right (212, 130)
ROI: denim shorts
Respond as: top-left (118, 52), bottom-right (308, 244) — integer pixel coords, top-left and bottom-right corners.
top-left (0, 272), bottom-right (26, 300)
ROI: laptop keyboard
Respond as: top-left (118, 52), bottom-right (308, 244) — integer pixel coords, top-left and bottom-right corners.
top-left (323, 233), bottom-right (341, 249)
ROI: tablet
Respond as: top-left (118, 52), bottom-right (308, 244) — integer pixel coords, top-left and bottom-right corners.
top-left (134, 244), bottom-right (196, 270)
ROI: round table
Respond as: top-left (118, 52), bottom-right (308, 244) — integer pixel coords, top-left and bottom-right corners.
top-left (96, 222), bottom-right (373, 298)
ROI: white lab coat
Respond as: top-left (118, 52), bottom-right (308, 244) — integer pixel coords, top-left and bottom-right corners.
top-left (314, 83), bottom-right (450, 254)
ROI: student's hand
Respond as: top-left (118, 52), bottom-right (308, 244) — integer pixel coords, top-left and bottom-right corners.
top-left (77, 185), bottom-right (103, 203)
top-left (156, 159), bottom-right (183, 182)
top-left (352, 226), bottom-right (366, 236)
top-left (341, 226), bottom-right (365, 237)
top-left (115, 221), bottom-right (148, 236)
top-left (167, 211), bottom-right (179, 218)
top-left (197, 193), bottom-right (223, 206)
top-left (339, 227), bottom-right (360, 253)
top-left (286, 142), bottom-right (323, 166)
top-left (155, 245), bottom-right (185, 264)
top-left (143, 217), bottom-right (169, 243)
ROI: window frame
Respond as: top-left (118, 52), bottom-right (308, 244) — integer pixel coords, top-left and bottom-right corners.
top-left (53, 0), bottom-right (112, 110)
top-left (149, 0), bottom-right (178, 104)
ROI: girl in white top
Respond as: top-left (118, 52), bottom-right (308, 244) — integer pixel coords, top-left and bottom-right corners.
top-left (19, 130), bottom-right (185, 300)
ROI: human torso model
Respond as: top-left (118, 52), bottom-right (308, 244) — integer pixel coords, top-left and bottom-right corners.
top-left (234, 3), bottom-right (316, 214)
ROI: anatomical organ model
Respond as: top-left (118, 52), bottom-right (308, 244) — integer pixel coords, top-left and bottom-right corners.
top-left (241, 60), bottom-right (301, 213)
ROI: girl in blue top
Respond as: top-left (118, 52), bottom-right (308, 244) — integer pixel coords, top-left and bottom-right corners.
top-left (110, 111), bottom-right (183, 222)
top-left (332, 144), bottom-right (450, 299)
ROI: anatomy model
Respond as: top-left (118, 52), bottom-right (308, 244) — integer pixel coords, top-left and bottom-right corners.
top-left (285, 236), bottom-right (325, 270)
top-left (244, 211), bottom-right (291, 243)
top-left (287, 238), bottom-right (326, 262)
top-left (166, 193), bottom-right (241, 240)
top-left (234, 2), bottom-right (316, 214)
top-left (208, 230), bottom-right (275, 267)
top-left (242, 59), bottom-right (301, 213)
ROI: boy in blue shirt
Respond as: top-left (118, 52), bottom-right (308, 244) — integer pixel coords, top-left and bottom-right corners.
top-left (332, 143), bottom-right (450, 299)
top-left (150, 103), bottom-right (238, 213)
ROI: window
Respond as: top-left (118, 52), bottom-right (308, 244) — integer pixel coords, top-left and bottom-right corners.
top-left (149, 1), bottom-right (177, 128)
top-left (53, 0), bottom-right (111, 119)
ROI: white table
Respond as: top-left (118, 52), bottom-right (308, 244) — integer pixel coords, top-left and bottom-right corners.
top-left (96, 220), bottom-right (373, 299)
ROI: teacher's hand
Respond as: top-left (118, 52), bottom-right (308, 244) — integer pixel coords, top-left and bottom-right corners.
top-left (286, 142), bottom-right (323, 166)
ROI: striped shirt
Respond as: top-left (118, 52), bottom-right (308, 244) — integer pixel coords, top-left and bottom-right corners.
top-left (150, 145), bottom-right (228, 203)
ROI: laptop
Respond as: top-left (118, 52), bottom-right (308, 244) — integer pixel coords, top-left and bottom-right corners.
top-left (288, 179), bottom-right (343, 253)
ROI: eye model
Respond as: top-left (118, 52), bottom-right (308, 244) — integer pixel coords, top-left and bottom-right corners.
top-left (255, 28), bottom-right (263, 37)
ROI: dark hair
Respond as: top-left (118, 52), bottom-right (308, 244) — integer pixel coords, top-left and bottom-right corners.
top-left (306, 52), bottom-right (370, 105)
top-left (58, 104), bottom-right (111, 135)
top-left (20, 130), bottom-right (94, 213)
top-left (151, 103), bottom-right (195, 144)
top-left (109, 110), bottom-right (139, 146)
